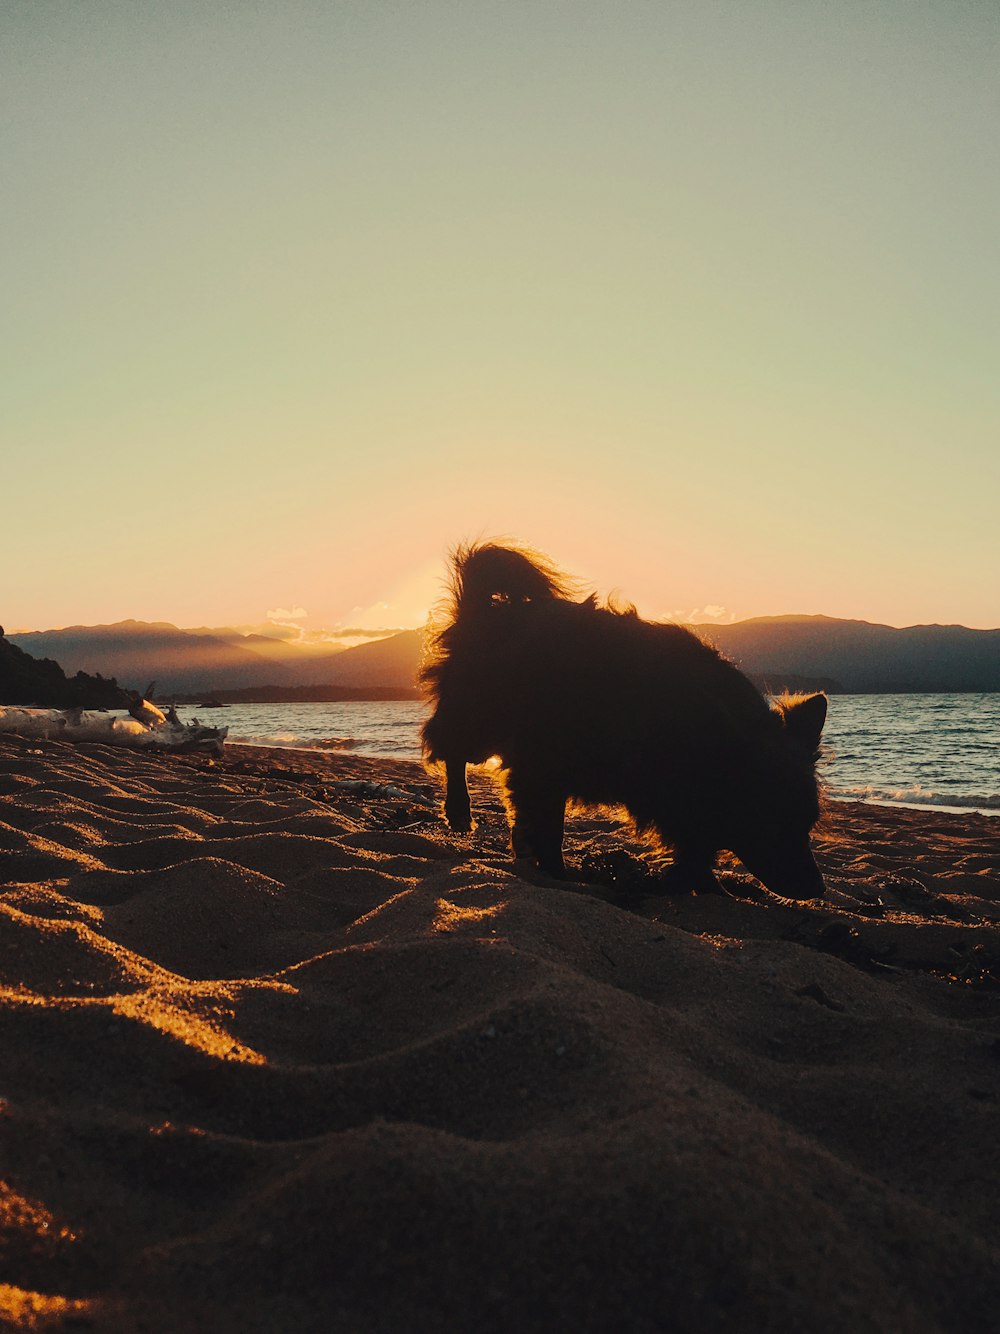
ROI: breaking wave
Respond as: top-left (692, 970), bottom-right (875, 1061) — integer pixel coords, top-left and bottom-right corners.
top-left (230, 733), bottom-right (364, 752)
top-left (830, 784), bottom-right (1000, 816)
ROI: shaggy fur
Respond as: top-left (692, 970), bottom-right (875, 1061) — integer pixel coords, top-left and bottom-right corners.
top-left (422, 543), bottom-right (828, 899)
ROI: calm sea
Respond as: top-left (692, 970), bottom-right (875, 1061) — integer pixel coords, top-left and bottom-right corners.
top-left (176, 694), bottom-right (1000, 818)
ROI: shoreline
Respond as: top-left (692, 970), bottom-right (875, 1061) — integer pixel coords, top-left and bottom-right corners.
top-left (229, 737), bottom-right (1000, 819)
top-left (825, 791), bottom-right (1000, 818)
top-left (180, 692), bottom-right (1000, 820)
top-left (2, 733), bottom-right (1000, 1330)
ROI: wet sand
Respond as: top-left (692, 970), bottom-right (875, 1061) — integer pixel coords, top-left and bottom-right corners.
top-left (1, 733), bottom-right (999, 1331)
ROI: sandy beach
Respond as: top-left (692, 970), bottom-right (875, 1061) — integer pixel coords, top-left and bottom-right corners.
top-left (2, 732), bottom-right (999, 1332)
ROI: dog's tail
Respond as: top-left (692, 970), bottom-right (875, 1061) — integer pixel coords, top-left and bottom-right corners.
top-left (451, 542), bottom-right (576, 614)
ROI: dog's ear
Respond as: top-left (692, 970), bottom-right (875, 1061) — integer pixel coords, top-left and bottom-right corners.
top-left (782, 693), bottom-right (827, 750)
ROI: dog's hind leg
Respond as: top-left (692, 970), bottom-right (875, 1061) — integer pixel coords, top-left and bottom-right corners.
top-left (506, 768), bottom-right (567, 877)
top-left (443, 758), bottom-right (473, 832)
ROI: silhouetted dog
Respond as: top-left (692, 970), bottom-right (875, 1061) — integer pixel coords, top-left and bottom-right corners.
top-left (422, 543), bottom-right (828, 899)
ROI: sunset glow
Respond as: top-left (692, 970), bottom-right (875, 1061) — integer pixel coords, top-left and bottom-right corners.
top-left (3, 3), bottom-right (998, 633)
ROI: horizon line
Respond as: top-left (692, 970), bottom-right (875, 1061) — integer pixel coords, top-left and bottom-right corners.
top-left (7, 611), bottom-right (1000, 637)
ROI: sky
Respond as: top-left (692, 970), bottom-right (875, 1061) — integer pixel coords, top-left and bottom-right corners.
top-left (3, 0), bottom-right (998, 635)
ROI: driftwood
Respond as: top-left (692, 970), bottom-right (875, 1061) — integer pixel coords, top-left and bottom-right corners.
top-left (0, 701), bottom-right (227, 756)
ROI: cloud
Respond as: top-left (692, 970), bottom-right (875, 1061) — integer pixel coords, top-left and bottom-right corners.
top-left (695, 605), bottom-right (736, 623)
top-left (666, 605), bottom-right (738, 625)
top-left (289, 626), bottom-right (411, 647)
top-left (252, 564), bottom-right (436, 652)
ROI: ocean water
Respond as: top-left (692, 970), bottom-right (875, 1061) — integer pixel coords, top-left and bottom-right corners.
top-left (818, 693), bottom-right (1000, 816)
top-left (176, 694), bottom-right (1000, 817)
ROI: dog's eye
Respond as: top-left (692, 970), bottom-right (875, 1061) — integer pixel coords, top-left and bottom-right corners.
top-left (490, 592), bottom-right (511, 607)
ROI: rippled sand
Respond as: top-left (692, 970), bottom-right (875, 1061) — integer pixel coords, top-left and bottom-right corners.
top-left (2, 734), bottom-right (999, 1331)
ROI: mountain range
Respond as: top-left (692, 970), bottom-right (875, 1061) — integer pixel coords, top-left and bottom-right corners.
top-left (8, 614), bottom-right (1000, 697)
top-left (703, 616), bottom-right (1000, 694)
top-left (7, 622), bottom-right (424, 697)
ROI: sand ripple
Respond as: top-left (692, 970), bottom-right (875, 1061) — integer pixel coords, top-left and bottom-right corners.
top-left (1, 734), bottom-right (999, 1331)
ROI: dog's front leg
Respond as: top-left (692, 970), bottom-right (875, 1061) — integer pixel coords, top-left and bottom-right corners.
top-left (443, 758), bottom-right (473, 832)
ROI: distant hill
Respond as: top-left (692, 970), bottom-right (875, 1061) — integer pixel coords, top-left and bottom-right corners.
top-left (8, 615), bottom-right (999, 697)
top-left (184, 626), bottom-right (350, 665)
top-left (9, 621), bottom-right (293, 695)
top-left (6, 622), bottom-right (426, 697)
top-left (0, 629), bottom-right (128, 708)
top-left (288, 631), bottom-right (425, 689)
top-left (701, 616), bottom-right (1000, 693)
top-left (172, 631), bottom-right (426, 701)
